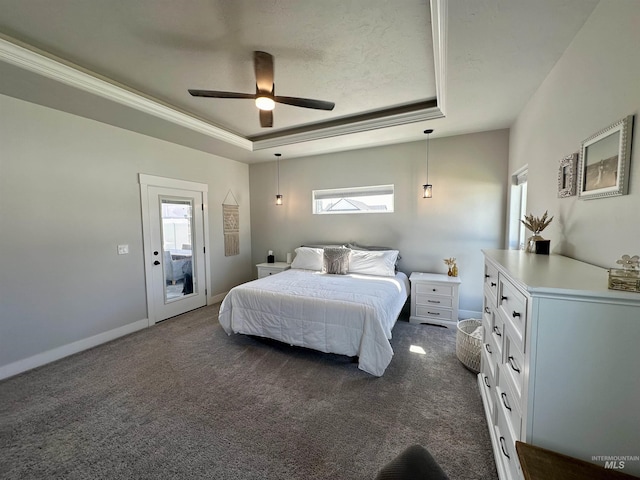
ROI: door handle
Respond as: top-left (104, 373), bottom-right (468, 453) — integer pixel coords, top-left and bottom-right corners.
top-left (153, 260), bottom-right (161, 266)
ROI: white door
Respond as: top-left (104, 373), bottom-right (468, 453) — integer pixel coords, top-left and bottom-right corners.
top-left (140, 175), bottom-right (209, 324)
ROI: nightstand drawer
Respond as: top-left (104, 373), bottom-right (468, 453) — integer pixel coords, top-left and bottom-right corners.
top-left (258, 269), bottom-right (281, 278)
top-left (415, 295), bottom-right (453, 309)
top-left (256, 262), bottom-right (290, 279)
top-left (415, 283), bottom-right (453, 297)
top-left (415, 305), bottom-right (453, 321)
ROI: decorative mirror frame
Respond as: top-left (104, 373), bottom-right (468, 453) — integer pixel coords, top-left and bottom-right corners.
top-left (578, 115), bottom-right (634, 200)
top-left (558, 153), bottom-right (578, 198)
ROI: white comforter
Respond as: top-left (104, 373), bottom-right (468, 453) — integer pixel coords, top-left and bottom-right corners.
top-left (218, 269), bottom-right (409, 376)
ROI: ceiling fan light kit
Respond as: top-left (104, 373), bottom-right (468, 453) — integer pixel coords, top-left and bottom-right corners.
top-left (189, 51), bottom-right (334, 128)
top-left (255, 96), bottom-right (275, 111)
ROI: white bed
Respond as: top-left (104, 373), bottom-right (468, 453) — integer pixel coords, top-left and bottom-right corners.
top-left (218, 268), bottom-right (409, 376)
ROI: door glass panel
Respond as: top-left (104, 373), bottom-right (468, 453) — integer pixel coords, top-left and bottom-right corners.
top-left (160, 197), bottom-right (195, 302)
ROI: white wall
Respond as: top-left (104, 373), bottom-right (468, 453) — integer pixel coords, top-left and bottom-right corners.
top-left (510, 0), bottom-right (640, 267)
top-left (249, 129), bottom-right (510, 315)
top-left (0, 94), bottom-right (252, 375)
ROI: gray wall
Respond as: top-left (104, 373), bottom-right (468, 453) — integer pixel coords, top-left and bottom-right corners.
top-left (0, 94), bottom-right (252, 370)
top-left (249, 129), bottom-right (510, 314)
top-left (510, 0), bottom-right (640, 267)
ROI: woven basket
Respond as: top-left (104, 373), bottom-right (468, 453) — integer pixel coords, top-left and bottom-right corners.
top-left (456, 319), bottom-right (482, 373)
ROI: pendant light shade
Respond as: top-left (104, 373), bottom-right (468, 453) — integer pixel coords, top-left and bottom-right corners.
top-left (275, 153), bottom-right (283, 205)
top-left (423, 129), bottom-right (434, 198)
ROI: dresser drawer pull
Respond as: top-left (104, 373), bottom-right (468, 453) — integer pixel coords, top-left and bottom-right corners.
top-left (485, 274), bottom-right (490, 279)
top-left (493, 326), bottom-right (502, 337)
top-left (432, 288), bottom-right (437, 292)
top-left (484, 376), bottom-right (491, 388)
top-left (485, 343), bottom-right (492, 354)
top-left (512, 311), bottom-right (521, 318)
top-left (427, 300), bottom-right (441, 304)
top-left (427, 311), bottom-right (440, 316)
top-left (484, 306), bottom-right (491, 314)
top-left (508, 355), bottom-right (521, 373)
top-left (491, 282), bottom-right (497, 287)
top-left (499, 437), bottom-right (510, 459)
top-left (501, 392), bottom-right (512, 411)
top-left (501, 295), bottom-right (508, 301)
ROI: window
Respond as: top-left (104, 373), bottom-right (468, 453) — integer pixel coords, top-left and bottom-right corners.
top-left (312, 184), bottom-right (394, 215)
top-left (507, 166), bottom-right (528, 250)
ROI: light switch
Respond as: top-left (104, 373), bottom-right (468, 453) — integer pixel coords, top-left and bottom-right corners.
top-left (117, 244), bottom-right (129, 255)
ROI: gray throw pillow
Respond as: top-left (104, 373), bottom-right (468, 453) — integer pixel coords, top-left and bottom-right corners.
top-left (323, 247), bottom-right (351, 275)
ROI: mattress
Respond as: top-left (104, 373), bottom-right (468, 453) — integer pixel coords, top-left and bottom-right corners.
top-left (218, 268), bottom-right (409, 376)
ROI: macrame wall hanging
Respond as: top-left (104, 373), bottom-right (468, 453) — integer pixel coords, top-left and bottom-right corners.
top-left (222, 190), bottom-right (240, 257)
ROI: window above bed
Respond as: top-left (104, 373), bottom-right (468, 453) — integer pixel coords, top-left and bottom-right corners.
top-left (312, 184), bottom-right (394, 215)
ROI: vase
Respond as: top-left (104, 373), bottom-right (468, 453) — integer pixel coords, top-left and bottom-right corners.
top-left (526, 233), bottom-right (544, 253)
top-left (447, 266), bottom-right (453, 276)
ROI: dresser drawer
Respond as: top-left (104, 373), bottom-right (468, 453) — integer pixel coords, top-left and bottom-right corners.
top-left (502, 329), bottom-right (525, 404)
top-left (484, 262), bottom-right (499, 301)
top-left (415, 305), bottom-right (453, 321)
top-left (415, 294), bottom-right (453, 309)
top-left (497, 363), bottom-right (522, 438)
top-left (483, 324), bottom-right (498, 375)
top-left (415, 282), bottom-right (454, 297)
top-left (498, 276), bottom-right (527, 350)
top-left (495, 400), bottom-right (522, 480)
top-left (480, 351), bottom-right (497, 423)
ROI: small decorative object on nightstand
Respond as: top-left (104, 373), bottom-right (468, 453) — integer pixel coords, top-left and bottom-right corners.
top-left (409, 272), bottom-right (461, 328)
top-left (256, 262), bottom-right (290, 279)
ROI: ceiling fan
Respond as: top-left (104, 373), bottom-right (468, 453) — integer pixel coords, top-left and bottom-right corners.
top-left (188, 51), bottom-right (335, 128)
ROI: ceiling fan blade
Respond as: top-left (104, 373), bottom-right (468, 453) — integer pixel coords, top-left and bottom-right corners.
top-left (259, 109), bottom-right (273, 128)
top-left (188, 89), bottom-right (255, 99)
top-left (254, 51), bottom-right (274, 93)
top-left (274, 96), bottom-right (335, 111)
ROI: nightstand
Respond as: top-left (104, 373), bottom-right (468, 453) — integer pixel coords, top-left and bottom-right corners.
top-left (256, 262), bottom-right (291, 279)
top-left (409, 272), bottom-right (461, 328)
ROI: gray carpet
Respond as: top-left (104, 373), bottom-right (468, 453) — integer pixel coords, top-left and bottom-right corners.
top-left (0, 304), bottom-right (497, 479)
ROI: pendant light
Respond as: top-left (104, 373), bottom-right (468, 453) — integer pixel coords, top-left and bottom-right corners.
top-left (423, 129), bottom-right (434, 198)
top-left (275, 153), bottom-right (283, 205)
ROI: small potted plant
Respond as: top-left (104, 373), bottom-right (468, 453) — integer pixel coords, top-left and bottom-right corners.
top-left (521, 211), bottom-right (553, 253)
top-left (444, 257), bottom-right (458, 277)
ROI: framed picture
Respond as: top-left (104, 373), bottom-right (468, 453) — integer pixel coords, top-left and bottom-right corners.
top-left (558, 153), bottom-right (578, 198)
top-left (578, 115), bottom-right (634, 200)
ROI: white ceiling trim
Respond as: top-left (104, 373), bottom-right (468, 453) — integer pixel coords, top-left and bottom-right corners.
top-left (252, 105), bottom-right (443, 150)
top-left (430, 0), bottom-right (448, 116)
top-left (0, 35), bottom-right (252, 151)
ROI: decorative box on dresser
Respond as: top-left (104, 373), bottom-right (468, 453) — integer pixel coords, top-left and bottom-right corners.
top-left (256, 262), bottom-right (290, 279)
top-left (409, 272), bottom-right (461, 328)
top-left (479, 250), bottom-right (640, 480)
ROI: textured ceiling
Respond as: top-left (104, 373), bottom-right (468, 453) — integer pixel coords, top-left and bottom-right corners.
top-left (0, 0), bottom-right (599, 163)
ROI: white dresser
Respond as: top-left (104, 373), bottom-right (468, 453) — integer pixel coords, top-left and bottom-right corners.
top-left (409, 272), bottom-right (461, 328)
top-left (479, 250), bottom-right (640, 479)
top-left (256, 262), bottom-right (290, 279)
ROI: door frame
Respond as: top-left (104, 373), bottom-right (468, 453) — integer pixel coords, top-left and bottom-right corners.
top-left (139, 173), bottom-right (212, 325)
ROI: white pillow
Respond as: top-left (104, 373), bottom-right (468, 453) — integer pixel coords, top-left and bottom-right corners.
top-left (290, 247), bottom-right (324, 271)
top-left (348, 249), bottom-right (399, 277)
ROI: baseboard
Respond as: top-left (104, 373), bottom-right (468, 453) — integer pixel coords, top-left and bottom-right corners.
top-left (459, 309), bottom-right (482, 320)
top-left (0, 318), bottom-right (149, 381)
top-left (210, 291), bottom-right (228, 304)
